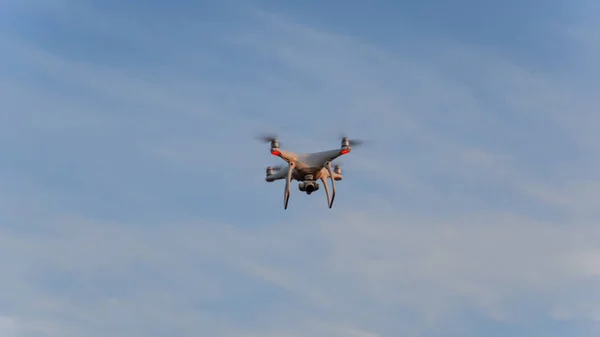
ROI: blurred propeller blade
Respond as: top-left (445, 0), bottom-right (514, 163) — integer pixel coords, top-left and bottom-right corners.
top-left (256, 132), bottom-right (279, 143)
top-left (339, 133), bottom-right (367, 147)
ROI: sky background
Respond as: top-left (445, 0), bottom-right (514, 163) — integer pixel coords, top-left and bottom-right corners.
top-left (1, 0), bottom-right (599, 336)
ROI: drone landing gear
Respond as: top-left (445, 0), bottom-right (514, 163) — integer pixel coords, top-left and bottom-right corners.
top-left (284, 162), bottom-right (294, 209)
top-left (323, 161), bottom-right (337, 208)
top-left (320, 177), bottom-right (330, 205)
top-left (282, 163), bottom-right (336, 210)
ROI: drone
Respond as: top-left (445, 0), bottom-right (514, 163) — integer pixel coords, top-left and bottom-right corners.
top-left (259, 134), bottom-right (365, 209)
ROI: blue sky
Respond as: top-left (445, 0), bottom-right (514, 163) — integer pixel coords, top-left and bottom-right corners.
top-left (1, 0), bottom-right (600, 336)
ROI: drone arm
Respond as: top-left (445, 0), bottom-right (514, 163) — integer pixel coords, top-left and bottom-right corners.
top-left (283, 162), bottom-right (294, 209)
top-left (320, 176), bottom-right (331, 208)
top-left (272, 149), bottom-right (297, 164)
top-left (325, 161), bottom-right (336, 208)
top-left (309, 149), bottom-right (349, 166)
top-left (265, 167), bottom-right (288, 182)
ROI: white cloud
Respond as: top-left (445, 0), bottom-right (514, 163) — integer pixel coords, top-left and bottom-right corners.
top-left (0, 316), bottom-right (18, 337)
top-left (3, 206), bottom-right (598, 336)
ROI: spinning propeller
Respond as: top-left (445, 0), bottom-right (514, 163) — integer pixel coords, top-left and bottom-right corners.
top-left (256, 133), bottom-right (282, 155)
top-left (340, 133), bottom-right (366, 147)
top-left (256, 133), bottom-right (279, 143)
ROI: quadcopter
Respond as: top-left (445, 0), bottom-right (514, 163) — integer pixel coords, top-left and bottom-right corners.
top-left (259, 134), bottom-right (364, 209)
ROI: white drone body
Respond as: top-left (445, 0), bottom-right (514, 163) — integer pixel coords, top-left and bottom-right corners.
top-left (263, 136), bottom-right (361, 209)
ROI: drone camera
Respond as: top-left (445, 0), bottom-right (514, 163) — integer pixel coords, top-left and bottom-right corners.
top-left (299, 181), bottom-right (319, 194)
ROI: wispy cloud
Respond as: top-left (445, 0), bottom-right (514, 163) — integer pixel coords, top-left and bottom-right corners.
top-left (1, 1), bottom-right (599, 336)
